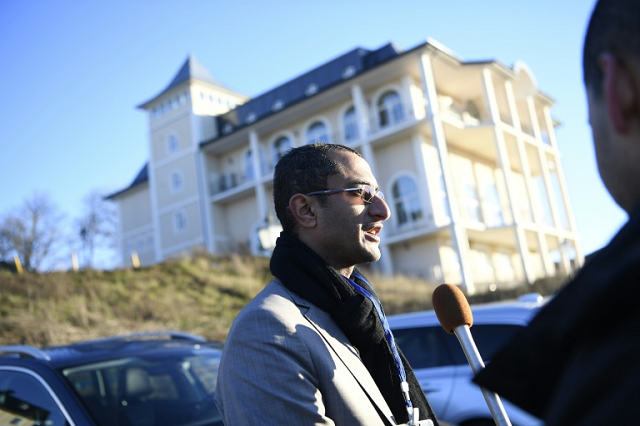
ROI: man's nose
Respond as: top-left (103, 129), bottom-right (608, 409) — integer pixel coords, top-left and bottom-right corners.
top-left (369, 194), bottom-right (391, 220)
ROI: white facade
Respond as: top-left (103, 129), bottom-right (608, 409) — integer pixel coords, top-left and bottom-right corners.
top-left (110, 41), bottom-right (583, 294)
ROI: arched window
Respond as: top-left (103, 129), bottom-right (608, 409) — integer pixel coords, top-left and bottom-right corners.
top-left (392, 176), bottom-right (423, 226)
top-left (306, 121), bottom-right (329, 144)
top-left (173, 211), bottom-right (188, 233)
top-left (170, 170), bottom-right (183, 193)
top-left (245, 150), bottom-right (256, 181)
top-left (167, 134), bottom-right (179, 153)
top-left (272, 136), bottom-right (292, 166)
top-left (245, 148), bottom-right (267, 181)
top-left (343, 107), bottom-right (358, 142)
top-left (377, 91), bottom-right (404, 128)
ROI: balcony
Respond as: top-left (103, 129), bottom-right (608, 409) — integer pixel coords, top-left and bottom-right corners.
top-left (209, 171), bottom-right (244, 196)
top-left (438, 96), bottom-right (486, 127)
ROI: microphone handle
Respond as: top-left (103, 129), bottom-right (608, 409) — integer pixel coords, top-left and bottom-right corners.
top-left (453, 325), bottom-right (512, 426)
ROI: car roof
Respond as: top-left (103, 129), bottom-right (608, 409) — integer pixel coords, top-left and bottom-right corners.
top-left (0, 331), bottom-right (223, 368)
top-left (388, 293), bottom-right (549, 330)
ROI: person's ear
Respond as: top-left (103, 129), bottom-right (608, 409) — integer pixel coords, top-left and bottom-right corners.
top-left (599, 52), bottom-right (637, 133)
top-left (288, 194), bottom-right (317, 229)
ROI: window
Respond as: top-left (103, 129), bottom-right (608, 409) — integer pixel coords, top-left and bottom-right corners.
top-left (0, 370), bottom-right (69, 425)
top-left (392, 176), bottom-right (423, 227)
top-left (245, 149), bottom-right (267, 181)
top-left (534, 176), bottom-right (554, 227)
top-left (495, 251), bottom-right (515, 282)
top-left (305, 83), bottom-right (318, 96)
top-left (483, 182), bottom-right (504, 227)
top-left (170, 171), bottom-right (183, 193)
top-left (272, 136), bottom-right (292, 166)
top-left (272, 99), bottom-right (284, 111)
top-left (550, 171), bottom-right (570, 230)
top-left (342, 65), bottom-right (356, 79)
top-left (306, 121), bottom-right (329, 144)
top-left (437, 171), bottom-right (451, 221)
top-left (245, 150), bottom-right (255, 181)
top-left (377, 91), bottom-right (404, 128)
top-left (471, 247), bottom-right (495, 283)
top-left (167, 134), bottom-right (179, 153)
top-left (464, 181), bottom-right (483, 223)
top-left (393, 324), bottom-right (523, 369)
top-left (343, 106), bottom-right (359, 142)
top-left (173, 211), bottom-right (187, 233)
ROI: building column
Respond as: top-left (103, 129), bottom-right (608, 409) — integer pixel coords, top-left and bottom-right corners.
top-left (196, 149), bottom-right (215, 255)
top-left (542, 106), bottom-right (584, 266)
top-left (351, 84), bottom-right (370, 141)
top-left (501, 79), bottom-right (535, 284)
top-left (146, 135), bottom-right (163, 263)
top-left (412, 134), bottom-right (435, 227)
top-left (526, 96), bottom-right (555, 276)
top-left (419, 52), bottom-right (475, 294)
top-left (249, 131), bottom-right (268, 225)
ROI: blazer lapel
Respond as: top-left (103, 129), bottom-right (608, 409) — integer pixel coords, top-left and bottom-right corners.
top-left (288, 290), bottom-right (397, 425)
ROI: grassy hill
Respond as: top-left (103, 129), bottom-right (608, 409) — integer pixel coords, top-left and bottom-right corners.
top-left (0, 253), bottom-right (568, 347)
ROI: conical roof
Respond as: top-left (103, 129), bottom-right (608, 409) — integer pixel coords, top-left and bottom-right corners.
top-left (164, 54), bottom-right (221, 91)
top-left (138, 54), bottom-right (224, 109)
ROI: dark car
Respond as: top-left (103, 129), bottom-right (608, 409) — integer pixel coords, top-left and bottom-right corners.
top-left (0, 331), bottom-right (223, 426)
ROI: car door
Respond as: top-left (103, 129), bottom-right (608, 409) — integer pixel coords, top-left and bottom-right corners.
top-left (393, 325), bottom-right (457, 418)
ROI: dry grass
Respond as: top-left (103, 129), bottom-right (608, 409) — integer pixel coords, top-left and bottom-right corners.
top-left (0, 252), bottom-right (569, 347)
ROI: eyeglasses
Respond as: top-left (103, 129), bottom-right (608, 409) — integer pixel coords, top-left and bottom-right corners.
top-left (305, 185), bottom-right (384, 204)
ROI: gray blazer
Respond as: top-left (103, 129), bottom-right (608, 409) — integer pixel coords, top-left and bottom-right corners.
top-left (215, 279), bottom-right (399, 425)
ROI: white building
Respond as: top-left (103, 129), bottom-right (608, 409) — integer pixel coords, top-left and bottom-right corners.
top-left (108, 39), bottom-right (583, 294)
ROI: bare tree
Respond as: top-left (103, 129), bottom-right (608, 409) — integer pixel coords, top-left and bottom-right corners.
top-left (0, 193), bottom-right (65, 271)
top-left (75, 190), bottom-right (118, 268)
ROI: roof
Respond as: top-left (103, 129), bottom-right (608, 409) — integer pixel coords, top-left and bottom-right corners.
top-left (206, 42), bottom-right (405, 143)
top-left (105, 163), bottom-right (148, 200)
top-left (138, 55), bottom-right (225, 109)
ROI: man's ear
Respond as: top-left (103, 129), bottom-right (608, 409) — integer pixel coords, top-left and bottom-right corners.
top-left (288, 194), bottom-right (317, 229)
top-left (600, 52), bottom-right (637, 133)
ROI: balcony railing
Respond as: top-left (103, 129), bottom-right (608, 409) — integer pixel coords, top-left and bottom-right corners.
top-left (209, 171), bottom-right (245, 196)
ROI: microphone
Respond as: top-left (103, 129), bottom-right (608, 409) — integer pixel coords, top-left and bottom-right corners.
top-left (432, 284), bottom-right (512, 426)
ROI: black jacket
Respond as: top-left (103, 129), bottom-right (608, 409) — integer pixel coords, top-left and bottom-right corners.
top-left (474, 202), bottom-right (640, 425)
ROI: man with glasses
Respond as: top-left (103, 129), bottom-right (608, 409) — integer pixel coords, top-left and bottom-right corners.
top-left (216, 143), bottom-right (439, 425)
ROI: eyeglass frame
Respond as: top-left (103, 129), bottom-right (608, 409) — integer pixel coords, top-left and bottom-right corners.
top-left (305, 185), bottom-right (384, 204)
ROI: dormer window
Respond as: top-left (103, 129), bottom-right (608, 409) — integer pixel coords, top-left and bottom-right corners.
top-left (246, 112), bottom-right (256, 123)
top-left (272, 99), bottom-right (284, 111)
top-left (305, 83), bottom-right (318, 96)
top-left (342, 65), bottom-right (356, 79)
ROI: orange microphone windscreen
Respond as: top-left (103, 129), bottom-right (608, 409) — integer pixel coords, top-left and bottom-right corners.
top-left (432, 283), bottom-right (473, 334)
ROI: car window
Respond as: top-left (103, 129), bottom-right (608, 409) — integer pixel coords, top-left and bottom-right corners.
top-left (0, 369), bottom-right (70, 425)
top-left (394, 324), bottom-right (523, 369)
top-left (63, 352), bottom-right (222, 426)
top-left (393, 325), bottom-right (454, 369)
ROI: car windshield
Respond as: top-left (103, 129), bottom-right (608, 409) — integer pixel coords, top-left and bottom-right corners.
top-left (62, 350), bottom-right (222, 426)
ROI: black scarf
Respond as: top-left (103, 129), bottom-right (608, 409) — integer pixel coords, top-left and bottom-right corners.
top-left (270, 231), bottom-right (439, 425)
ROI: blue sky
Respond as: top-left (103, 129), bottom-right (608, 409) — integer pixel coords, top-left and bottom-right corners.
top-left (0, 0), bottom-right (624, 268)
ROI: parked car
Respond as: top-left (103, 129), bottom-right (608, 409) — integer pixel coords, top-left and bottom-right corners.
top-left (388, 293), bottom-right (547, 426)
top-left (0, 331), bottom-right (223, 426)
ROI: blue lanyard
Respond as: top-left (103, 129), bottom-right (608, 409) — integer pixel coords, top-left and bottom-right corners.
top-left (345, 272), bottom-right (413, 412)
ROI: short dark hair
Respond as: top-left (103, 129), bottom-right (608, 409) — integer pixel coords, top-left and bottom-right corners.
top-left (273, 143), bottom-right (362, 234)
top-left (583, 0), bottom-right (640, 97)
